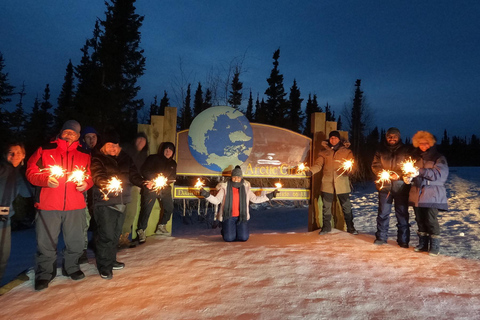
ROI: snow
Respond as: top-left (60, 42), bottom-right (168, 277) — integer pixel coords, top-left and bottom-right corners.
top-left (1, 167), bottom-right (480, 319)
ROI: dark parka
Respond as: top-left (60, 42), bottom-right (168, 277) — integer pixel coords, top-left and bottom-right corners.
top-left (408, 147), bottom-right (448, 210)
top-left (310, 140), bottom-right (353, 194)
top-left (371, 141), bottom-right (412, 193)
top-left (90, 149), bottom-right (144, 206)
top-left (141, 142), bottom-right (177, 182)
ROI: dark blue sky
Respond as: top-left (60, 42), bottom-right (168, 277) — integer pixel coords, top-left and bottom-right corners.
top-left (1, 0), bottom-right (479, 141)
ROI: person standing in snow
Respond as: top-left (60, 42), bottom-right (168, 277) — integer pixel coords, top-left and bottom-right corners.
top-left (90, 131), bottom-right (146, 279)
top-left (0, 142), bottom-right (33, 283)
top-left (26, 120), bottom-right (93, 291)
top-left (405, 131), bottom-right (448, 256)
top-left (136, 142), bottom-right (177, 242)
top-left (307, 131), bottom-right (358, 235)
top-left (199, 165), bottom-right (278, 242)
top-left (371, 127), bottom-right (412, 248)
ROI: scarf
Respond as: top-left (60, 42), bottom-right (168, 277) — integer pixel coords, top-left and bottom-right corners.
top-left (222, 180), bottom-right (247, 223)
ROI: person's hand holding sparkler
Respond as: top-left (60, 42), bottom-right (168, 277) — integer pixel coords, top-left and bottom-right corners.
top-left (151, 174), bottom-right (168, 193)
top-left (376, 169), bottom-right (396, 190)
top-left (47, 176), bottom-right (59, 188)
top-left (194, 178), bottom-right (205, 188)
top-left (336, 158), bottom-right (354, 178)
top-left (401, 157), bottom-right (419, 178)
top-left (100, 176), bottom-right (123, 201)
top-left (44, 164), bottom-right (65, 188)
top-left (67, 167), bottom-right (89, 191)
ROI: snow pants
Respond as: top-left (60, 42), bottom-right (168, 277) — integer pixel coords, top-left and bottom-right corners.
top-left (222, 217), bottom-right (249, 242)
top-left (138, 187), bottom-right (174, 231)
top-left (414, 207), bottom-right (440, 236)
top-left (94, 205), bottom-right (125, 273)
top-left (375, 190), bottom-right (410, 244)
top-left (35, 209), bottom-right (86, 281)
top-left (321, 192), bottom-right (354, 231)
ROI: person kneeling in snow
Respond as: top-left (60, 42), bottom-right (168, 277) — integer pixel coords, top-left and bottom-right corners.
top-left (199, 166), bottom-right (277, 242)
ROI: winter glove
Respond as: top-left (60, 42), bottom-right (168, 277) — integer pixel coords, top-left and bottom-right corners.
top-left (403, 176), bottom-right (413, 184)
top-left (305, 170), bottom-right (313, 177)
top-left (267, 189), bottom-right (279, 200)
top-left (199, 188), bottom-right (211, 198)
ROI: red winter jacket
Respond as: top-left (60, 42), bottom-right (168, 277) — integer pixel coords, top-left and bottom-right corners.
top-left (26, 138), bottom-right (93, 211)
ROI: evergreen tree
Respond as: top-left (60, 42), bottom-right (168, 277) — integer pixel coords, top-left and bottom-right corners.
top-left (350, 79), bottom-right (365, 155)
top-left (303, 94), bottom-right (322, 135)
top-left (9, 82), bottom-right (27, 136)
top-left (149, 95), bottom-right (159, 117)
top-left (193, 82), bottom-right (204, 117)
top-left (55, 60), bottom-right (76, 129)
top-left (179, 84), bottom-right (192, 130)
top-left (325, 102), bottom-right (335, 121)
top-left (159, 90), bottom-right (169, 116)
top-left (203, 88), bottom-right (213, 110)
top-left (228, 67), bottom-right (243, 110)
top-left (255, 96), bottom-right (268, 124)
top-left (287, 79), bottom-right (304, 132)
top-left (337, 115), bottom-right (343, 130)
top-left (0, 52), bottom-right (15, 106)
top-left (264, 49), bottom-right (287, 126)
top-left (245, 90), bottom-right (254, 122)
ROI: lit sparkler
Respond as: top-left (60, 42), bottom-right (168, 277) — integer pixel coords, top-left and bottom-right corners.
top-left (194, 178), bottom-right (205, 188)
top-left (151, 174), bottom-right (168, 193)
top-left (336, 158), bottom-right (354, 177)
top-left (296, 163), bottom-right (309, 174)
top-left (66, 166), bottom-right (89, 185)
top-left (275, 182), bottom-right (283, 189)
top-left (46, 165), bottom-right (66, 179)
top-left (401, 157), bottom-right (418, 177)
top-left (376, 169), bottom-right (394, 190)
top-left (100, 176), bottom-right (123, 200)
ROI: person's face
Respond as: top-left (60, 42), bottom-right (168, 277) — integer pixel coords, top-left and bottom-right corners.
top-left (231, 176), bottom-right (242, 183)
top-left (329, 136), bottom-right (340, 146)
top-left (135, 137), bottom-right (146, 151)
top-left (386, 134), bottom-right (399, 146)
top-left (418, 139), bottom-right (431, 152)
top-left (84, 133), bottom-right (98, 149)
top-left (61, 129), bottom-right (80, 144)
top-left (164, 147), bottom-right (173, 159)
top-left (7, 146), bottom-right (25, 167)
top-left (103, 143), bottom-right (121, 156)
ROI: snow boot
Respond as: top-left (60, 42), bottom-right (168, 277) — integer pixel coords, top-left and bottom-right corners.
top-left (429, 236), bottom-right (440, 256)
top-left (414, 232), bottom-right (429, 252)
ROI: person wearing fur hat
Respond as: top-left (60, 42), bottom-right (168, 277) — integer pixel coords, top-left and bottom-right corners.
top-left (371, 127), bottom-right (413, 248)
top-left (308, 131), bottom-right (358, 235)
top-left (90, 130), bottom-right (146, 279)
top-left (26, 120), bottom-right (93, 291)
top-left (404, 131), bottom-right (448, 256)
top-left (199, 165), bottom-right (278, 242)
top-left (136, 142), bottom-right (177, 242)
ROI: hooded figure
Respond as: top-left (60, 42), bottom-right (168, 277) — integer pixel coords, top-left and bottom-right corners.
top-left (199, 165), bottom-right (277, 242)
top-left (136, 142), bottom-right (177, 242)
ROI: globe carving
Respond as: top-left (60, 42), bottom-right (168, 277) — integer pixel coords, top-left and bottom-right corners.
top-left (188, 106), bottom-right (253, 172)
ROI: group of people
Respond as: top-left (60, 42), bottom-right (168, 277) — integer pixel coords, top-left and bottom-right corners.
top-left (0, 121), bottom-right (448, 292)
top-left (312, 128), bottom-right (448, 257)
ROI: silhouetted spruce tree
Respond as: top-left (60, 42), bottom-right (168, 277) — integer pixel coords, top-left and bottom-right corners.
top-left (337, 115), bottom-right (343, 130)
top-left (178, 84), bottom-right (192, 130)
top-left (287, 79), bottom-right (304, 133)
top-left (0, 52), bottom-right (15, 149)
top-left (349, 79), bottom-right (369, 181)
top-left (159, 90), bottom-right (169, 116)
top-left (264, 49), bottom-right (287, 126)
top-left (9, 82), bottom-right (27, 136)
top-left (228, 67), bottom-right (243, 110)
top-left (303, 94), bottom-right (322, 136)
top-left (203, 89), bottom-right (212, 110)
top-left (193, 82), bottom-right (204, 117)
top-left (25, 89), bottom-right (55, 153)
top-left (149, 95), bottom-right (159, 117)
top-left (255, 96), bottom-right (268, 124)
top-left (245, 90), bottom-right (254, 122)
top-left (325, 102), bottom-right (335, 121)
top-left (55, 60), bottom-right (76, 129)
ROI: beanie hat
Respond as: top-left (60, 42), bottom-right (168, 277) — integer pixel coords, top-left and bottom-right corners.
top-left (329, 131), bottom-right (341, 139)
top-left (101, 130), bottom-right (120, 147)
top-left (61, 120), bottom-right (81, 135)
top-left (231, 165), bottom-right (243, 177)
top-left (81, 126), bottom-right (97, 137)
top-left (386, 127), bottom-right (401, 138)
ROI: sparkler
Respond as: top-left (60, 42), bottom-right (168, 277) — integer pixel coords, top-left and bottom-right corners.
top-left (66, 166), bottom-right (89, 185)
top-left (296, 163), bottom-right (309, 174)
top-left (38, 156), bottom-right (65, 179)
top-left (336, 158), bottom-right (354, 178)
top-left (401, 157), bottom-right (418, 177)
top-left (151, 174), bottom-right (168, 193)
top-left (194, 178), bottom-right (205, 188)
top-left (274, 182), bottom-right (283, 189)
top-left (376, 169), bottom-right (395, 190)
top-left (100, 176), bottom-right (123, 200)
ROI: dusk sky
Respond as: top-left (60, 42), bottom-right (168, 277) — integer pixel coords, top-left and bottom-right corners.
top-left (1, 0), bottom-right (479, 141)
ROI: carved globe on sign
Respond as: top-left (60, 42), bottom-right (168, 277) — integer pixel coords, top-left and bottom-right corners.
top-left (188, 106), bottom-right (253, 172)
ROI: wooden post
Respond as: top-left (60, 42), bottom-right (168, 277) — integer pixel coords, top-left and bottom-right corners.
top-left (309, 113), bottom-right (326, 231)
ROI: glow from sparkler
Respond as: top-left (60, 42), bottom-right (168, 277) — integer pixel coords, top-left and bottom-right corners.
top-left (401, 157), bottom-right (418, 177)
top-left (151, 174), bottom-right (168, 193)
top-left (47, 165), bottom-right (66, 179)
top-left (66, 167), bottom-right (89, 185)
top-left (101, 176), bottom-right (123, 200)
top-left (336, 158), bottom-right (354, 177)
top-left (296, 162), bottom-right (309, 174)
top-left (194, 178), bottom-right (205, 188)
top-left (376, 169), bottom-right (394, 190)
top-left (275, 182), bottom-right (283, 189)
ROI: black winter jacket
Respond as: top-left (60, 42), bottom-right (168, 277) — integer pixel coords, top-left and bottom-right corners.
top-left (141, 142), bottom-right (177, 183)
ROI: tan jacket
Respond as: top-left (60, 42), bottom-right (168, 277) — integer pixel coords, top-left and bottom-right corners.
top-left (310, 140), bottom-right (353, 194)
top-left (205, 180), bottom-right (270, 221)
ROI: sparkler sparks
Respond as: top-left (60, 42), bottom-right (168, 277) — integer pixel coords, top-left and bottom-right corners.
top-left (45, 165), bottom-right (66, 179)
top-left (275, 182), bottom-right (283, 189)
top-left (100, 176), bottom-right (123, 200)
top-left (296, 163), bottom-right (309, 174)
top-left (336, 158), bottom-right (354, 177)
top-left (66, 167), bottom-right (89, 185)
top-left (376, 169), bottom-right (394, 190)
top-left (401, 157), bottom-right (418, 177)
top-left (194, 178), bottom-right (205, 188)
top-left (151, 174), bottom-right (168, 193)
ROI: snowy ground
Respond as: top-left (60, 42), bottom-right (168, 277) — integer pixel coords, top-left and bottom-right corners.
top-left (1, 167), bottom-right (480, 319)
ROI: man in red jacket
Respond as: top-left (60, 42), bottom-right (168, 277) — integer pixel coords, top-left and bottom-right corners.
top-left (26, 120), bottom-right (93, 291)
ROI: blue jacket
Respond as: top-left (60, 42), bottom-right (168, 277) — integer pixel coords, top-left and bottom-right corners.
top-left (408, 147), bottom-right (448, 210)
top-left (0, 159), bottom-right (33, 222)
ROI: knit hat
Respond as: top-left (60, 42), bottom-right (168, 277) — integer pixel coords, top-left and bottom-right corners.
top-left (386, 127), bottom-right (401, 138)
top-left (329, 131), bottom-right (341, 139)
top-left (81, 126), bottom-right (97, 137)
top-left (101, 130), bottom-right (120, 146)
top-left (61, 120), bottom-right (81, 135)
top-left (231, 165), bottom-right (243, 177)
